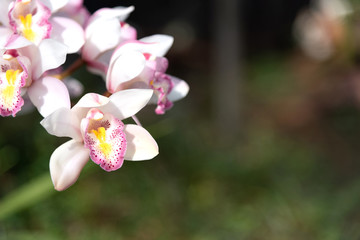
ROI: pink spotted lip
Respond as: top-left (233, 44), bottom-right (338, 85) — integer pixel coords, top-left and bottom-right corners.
top-left (0, 51), bottom-right (29, 117)
top-left (150, 72), bottom-right (174, 115)
top-left (82, 108), bottom-right (127, 172)
top-left (144, 55), bottom-right (174, 114)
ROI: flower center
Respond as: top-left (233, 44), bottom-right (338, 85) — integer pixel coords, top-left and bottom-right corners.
top-left (3, 69), bottom-right (20, 106)
top-left (19, 14), bottom-right (36, 42)
top-left (83, 109), bottom-right (127, 172)
top-left (91, 127), bottom-right (113, 158)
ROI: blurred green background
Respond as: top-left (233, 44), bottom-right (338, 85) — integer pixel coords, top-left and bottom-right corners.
top-left (2, 0), bottom-right (360, 239)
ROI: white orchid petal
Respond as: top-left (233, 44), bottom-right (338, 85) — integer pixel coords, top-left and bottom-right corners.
top-left (106, 50), bottom-right (146, 93)
top-left (50, 17), bottom-right (85, 53)
top-left (83, 6), bottom-right (134, 61)
top-left (109, 35), bottom-right (173, 65)
top-left (62, 0), bottom-right (83, 10)
top-left (101, 89), bottom-right (153, 120)
top-left (139, 34), bottom-right (174, 56)
top-left (1, 32), bottom-right (33, 49)
top-left (83, 17), bottom-right (122, 61)
top-left (33, 39), bottom-right (67, 79)
top-left (27, 76), bottom-right (71, 117)
top-left (41, 107), bottom-right (82, 141)
top-left (124, 124), bottom-right (159, 161)
top-left (50, 140), bottom-right (89, 191)
top-left (71, 93), bottom-right (110, 121)
top-left (88, 6), bottom-right (134, 25)
top-left (40, 0), bottom-right (69, 12)
top-left (73, 93), bottom-right (110, 109)
top-left (97, 6), bottom-right (134, 21)
top-left (167, 75), bottom-right (190, 102)
top-left (120, 24), bottom-right (137, 42)
top-left (0, 0), bottom-right (12, 27)
top-left (0, 28), bottom-right (15, 47)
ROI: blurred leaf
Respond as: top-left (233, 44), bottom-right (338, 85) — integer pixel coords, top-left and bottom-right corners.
top-left (0, 145), bottom-right (19, 175)
top-left (0, 173), bottom-right (53, 220)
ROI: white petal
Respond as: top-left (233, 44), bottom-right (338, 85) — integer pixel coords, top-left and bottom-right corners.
top-left (0, 0), bottom-right (12, 27)
top-left (50, 17), bottom-right (85, 53)
top-left (71, 93), bottom-right (110, 120)
top-left (82, 17), bottom-right (122, 61)
top-left (27, 76), bottom-right (71, 117)
top-left (123, 124), bottom-right (158, 161)
top-left (83, 6), bottom-right (134, 61)
top-left (28, 39), bottom-right (68, 79)
top-left (61, 0), bottom-right (83, 10)
top-left (101, 89), bottom-right (153, 120)
top-left (0, 28), bottom-right (15, 47)
top-left (41, 107), bottom-right (82, 141)
top-left (40, 0), bottom-right (69, 12)
top-left (139, 34), bottom-right (174, 56)
top-left (120, 23), bottom-right (137, 42)
top-left (87, 6), bottom-right (134, 26)
top-left (106, 50), bottom-right (146, 93)
top-left (167, 75), bottom-right (190, 102)
top-left (50, 140), bottom-right (89, 191)
top-left (0, 30), bottom-right (33, 49)
top-left (16, 55), bottom-right (33, 86)
top-left (109, 35), bottom-right (173, 65)
top-left (97, 6), bottom-right (134, 21)
top-left (73, 93), bottom-right (110, 109)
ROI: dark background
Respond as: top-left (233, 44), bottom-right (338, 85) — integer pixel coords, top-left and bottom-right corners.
top-left (84, 0), bottom-right (311, 56)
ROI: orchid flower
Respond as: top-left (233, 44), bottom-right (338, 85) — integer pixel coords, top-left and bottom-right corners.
top-left (0, 35), bottom-right (69, 117)
top-left (0, 49), bottom-right (30, 116)
top-left (106, 35), bottom-right (189, 114)
top-left (82, 6), bottom-right (137, 77)
top-left (41, 89), bottom-right (159, 191)
top-left (0, 1), bottom-right (80, 117)
top-left (0, 0), bottom-right (84, 54)
top-left (55, 0), bottom-right (90, 27)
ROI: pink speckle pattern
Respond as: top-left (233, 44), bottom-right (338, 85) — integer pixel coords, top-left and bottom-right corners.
top-left (150, 72), bottom-right (174, 115)
top-left (0, 52), bottom-right (27, 117)
top-left (83, 109), bottom-right (127, 172)
top-left (143, 55), bottom-right (174, 114)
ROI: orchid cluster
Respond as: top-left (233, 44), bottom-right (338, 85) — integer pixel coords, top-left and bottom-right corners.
top-left (0, 0), bottom-right (189, 191)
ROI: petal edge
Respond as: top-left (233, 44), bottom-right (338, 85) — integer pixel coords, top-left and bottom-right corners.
top-left (50, 140), bottom-right (89, 191)
top-left (124, 124), bottom-right (159, 161)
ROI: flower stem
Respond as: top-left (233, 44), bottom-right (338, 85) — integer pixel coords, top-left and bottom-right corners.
top-left (103, 91), bottom-right (112, 97)
top-left (51, 58), bottom-right (85, 80)
top-left (132, 115), bottom-right (142, 126)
